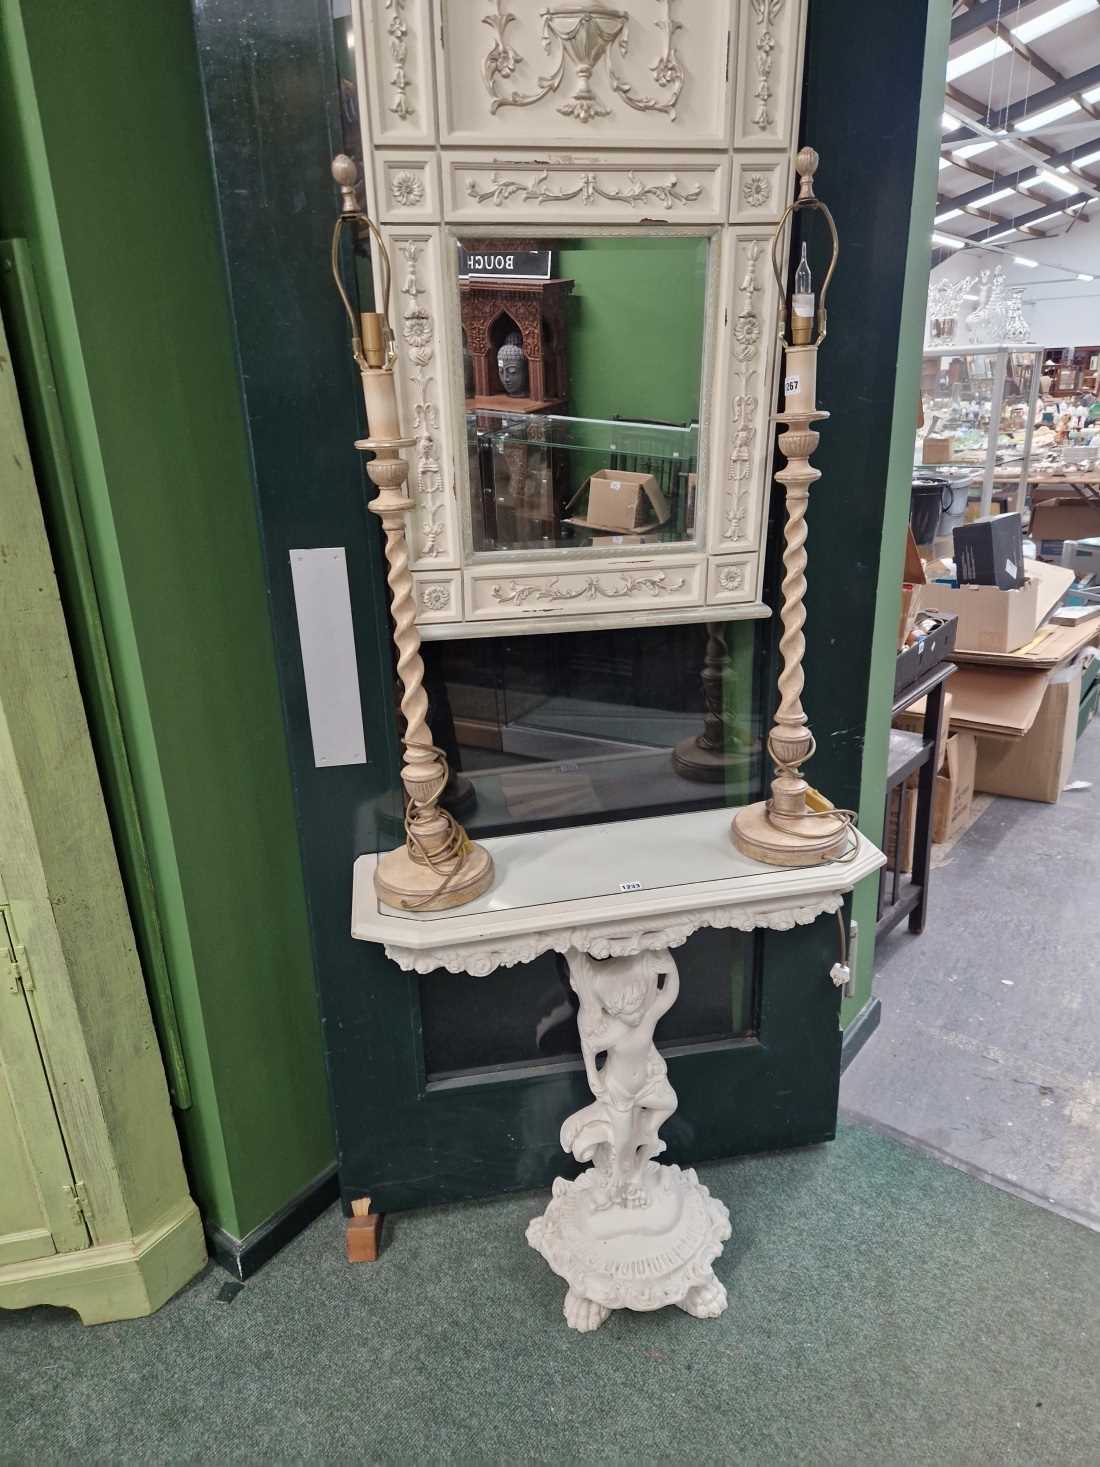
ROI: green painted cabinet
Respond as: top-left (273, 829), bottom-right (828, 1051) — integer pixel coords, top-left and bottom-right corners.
top-left (0, 902), bottom-right (89, 1267)
top-left (0, 306), bottom-right (206, 1323)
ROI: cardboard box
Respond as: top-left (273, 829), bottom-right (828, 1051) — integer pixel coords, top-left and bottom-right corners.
top-left (564, 470), bottom-right (669, 533)
top-left (921, 436), bottom-right (953, 465)
top-left (947, 600), bottom-right (1094, 671)
top-left (974, 663), bottom-right (1083, 802)
top-left (914, 575), bottom-right (1039, 653)
top-left (953, 513), bottom-right (1024, 589)
top-left (932, 732), bottom-right (977, 843)
top-left (884, 782), bottom-right (917, 874)
top-left (1030, 500), bottom-right (1100, 560)
top-left (948, 665), bottom-right (1049, 738)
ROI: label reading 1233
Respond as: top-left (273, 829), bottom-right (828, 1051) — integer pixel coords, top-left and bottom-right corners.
top-left (619, 880), bottom-right (643, 892)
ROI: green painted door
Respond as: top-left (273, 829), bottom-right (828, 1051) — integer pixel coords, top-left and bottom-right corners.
top-left (189, 0), bottom-right (933, 1217)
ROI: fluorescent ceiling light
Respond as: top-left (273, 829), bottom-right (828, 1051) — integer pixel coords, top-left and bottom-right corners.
top-left (1015, 99), bottom-right (1081, 132)
top-left (1079, 273), bottom-right (1096, 281)
top-left (946, 37), bottom-right (1011, 81)
top-left (1024, 169), bottom-right (1079, 194)
top-left (935, 208), bottom-right (963, 223)
top-left (942, 112), bottom-right (963, 132)
top-left (1024, 211), bottom-right (1067, 227)
top-left (1014, 255), bottom-right (1039, 267)
top-left (953, 140), bottom-right (997, 159)
top-left (985, 228), bottom-right (1020, 241)
top-left (971, 187), bottom-right (1014, 206)
top-left (1086, 84), bottom-right (1100, 103)
top-left (1011, 0), bottom-right (1099, 44)
top-left (939, 156), bottom-right (952, 170)
top-left (1070, 148), bottom-right (1100, 169)
top-left (932, 232), bottom-right (967, 249)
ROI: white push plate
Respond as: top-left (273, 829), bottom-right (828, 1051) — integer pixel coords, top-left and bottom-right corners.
top-left (289, 548), bottom-right (367, 768)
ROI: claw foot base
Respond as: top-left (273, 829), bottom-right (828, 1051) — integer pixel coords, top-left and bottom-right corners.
top-left (563, 1288), bottom-right (611, 1333)
top-left (526, 1161), bottom-right (731, 1332)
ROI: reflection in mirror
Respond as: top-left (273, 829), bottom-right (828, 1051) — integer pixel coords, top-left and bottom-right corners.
top-left (421, 619), bottom-right (764, 846)
top-left (456, 235), bottom-right (709, 553)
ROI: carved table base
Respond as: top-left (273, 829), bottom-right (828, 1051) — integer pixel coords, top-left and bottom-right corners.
top-left (527, 1161), bottom-right (731, 1332)
top-left (352, 805), bottom-right (887, 1333)
top-left (526, 946), bottom-right (731, 1332)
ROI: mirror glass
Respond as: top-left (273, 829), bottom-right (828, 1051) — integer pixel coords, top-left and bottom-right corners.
top-left (456, 234), bottom-right (709, 554)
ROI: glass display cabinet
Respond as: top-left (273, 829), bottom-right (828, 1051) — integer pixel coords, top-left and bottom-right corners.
top-left (352, 0), bottom-right (808, 641)
top-left (917, 346), bottom-right (1044, 516)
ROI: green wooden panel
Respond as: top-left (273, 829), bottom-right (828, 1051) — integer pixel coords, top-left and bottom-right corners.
top-left (0, 238), bottom-right (191, 1111)
top-left (555, 237), bottom-right (708, 423)
top-left (845, 0), bottom-right (953, 1022)
top-left (0, 297), bottom-right (192, 1249)
top-left (0, 0), bottom-right (334, 1236)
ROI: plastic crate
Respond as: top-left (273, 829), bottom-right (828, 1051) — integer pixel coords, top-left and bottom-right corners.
top-left (894, 611), bottom-right (958, 699)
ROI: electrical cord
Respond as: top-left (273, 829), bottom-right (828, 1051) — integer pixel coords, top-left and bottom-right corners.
top-left (398, 744), bottom-right (473, 911)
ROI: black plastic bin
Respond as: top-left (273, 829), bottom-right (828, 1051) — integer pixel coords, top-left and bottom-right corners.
top-left (910, 471), bottom-right (951, 547)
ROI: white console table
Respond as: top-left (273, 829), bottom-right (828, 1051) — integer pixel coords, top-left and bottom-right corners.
top-left (352, 806), bottom-right (884, 1332)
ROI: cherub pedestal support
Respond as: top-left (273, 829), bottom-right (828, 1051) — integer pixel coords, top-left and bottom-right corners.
top-left (527, 947), bottom-right (731, 1332)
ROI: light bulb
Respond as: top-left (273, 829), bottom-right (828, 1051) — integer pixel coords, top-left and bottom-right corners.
top-left (791, 242), bottom-right (814, 344)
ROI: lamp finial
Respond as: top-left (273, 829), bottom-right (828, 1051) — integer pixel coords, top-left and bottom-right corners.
top-left (331, 154), bottom-right (360, 215)
top-left (795, 147), bottom-right (819, 200)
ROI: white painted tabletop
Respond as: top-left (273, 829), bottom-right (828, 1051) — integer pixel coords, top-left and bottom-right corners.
top-left (351, 806), bottom-right (885, 975)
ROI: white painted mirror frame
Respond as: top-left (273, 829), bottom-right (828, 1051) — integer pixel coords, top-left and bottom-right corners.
top-left (348, 0), bottom-right (809, 640)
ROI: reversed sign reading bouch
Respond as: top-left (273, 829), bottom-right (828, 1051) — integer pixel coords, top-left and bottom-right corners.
top-left (458, 246), bottom-right (552, 281)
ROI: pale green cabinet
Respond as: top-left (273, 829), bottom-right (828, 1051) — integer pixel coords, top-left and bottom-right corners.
top-left (0, 910), bottom-right (89, 1266)
top-left (0, 306), bottom-right (205, 1324)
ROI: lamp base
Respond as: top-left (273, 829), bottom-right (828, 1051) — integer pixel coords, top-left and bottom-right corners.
top-left (731, 800), bottom-right (848, 867)
top-left (672, 734), bottom-right (757, 784)
top-left (374, 839), bottom-right (494, 911)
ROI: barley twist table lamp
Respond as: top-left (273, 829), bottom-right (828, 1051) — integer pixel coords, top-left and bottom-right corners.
top-left (732, 147), bottom-right (852, 867)
top-left (331, 155), bottom-right (493, 910)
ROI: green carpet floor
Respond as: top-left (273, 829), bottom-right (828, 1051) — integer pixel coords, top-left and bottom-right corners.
top-left (3, 1123), bottom-right (1098, 1464)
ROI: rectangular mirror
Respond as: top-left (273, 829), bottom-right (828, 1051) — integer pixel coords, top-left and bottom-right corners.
top-left (454, 233), bottom-right (711, 555)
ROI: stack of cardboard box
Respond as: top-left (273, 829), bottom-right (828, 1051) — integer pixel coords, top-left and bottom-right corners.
top-left (889, 511), bottom-right (1100, 871)
top-left (912, 529), bottom-right (1099, 807)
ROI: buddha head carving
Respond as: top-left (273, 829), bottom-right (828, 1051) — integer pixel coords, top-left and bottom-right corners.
top-left (497, 331), bottom-right (528, 398)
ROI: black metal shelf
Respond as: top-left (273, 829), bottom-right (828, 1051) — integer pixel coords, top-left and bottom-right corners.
top-left (878, 660), bottom-right (955, 942)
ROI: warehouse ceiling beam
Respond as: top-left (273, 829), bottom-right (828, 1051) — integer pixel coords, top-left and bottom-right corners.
top-left (942, 106), bottom-right (1100, 203)
top-left (945, 59), bottom-right (1100, 145)
top-left (950, 0), bottom-right (1013, 44)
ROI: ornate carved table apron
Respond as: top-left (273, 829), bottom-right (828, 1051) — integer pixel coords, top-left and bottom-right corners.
top-left (352, 806), bottom-right (884, 1332)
